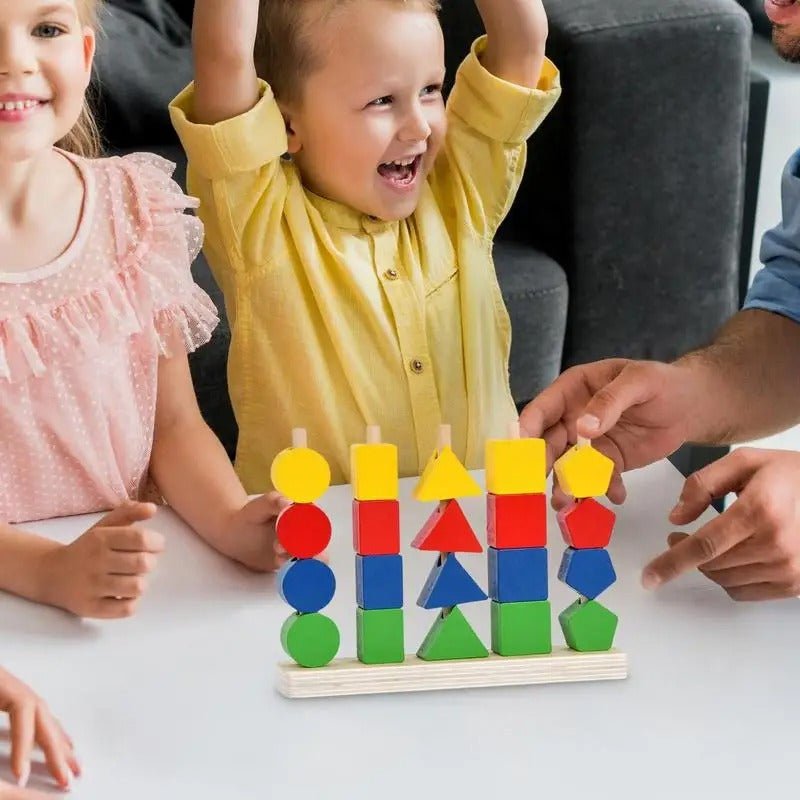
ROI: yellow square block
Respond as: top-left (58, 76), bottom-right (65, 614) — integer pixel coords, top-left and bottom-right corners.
top-left (485, 438), bottom-right (546, 495)
top-left (350, 443), bottom-right (399, 500)
top-left (553, 444), bottom-right (614, 499)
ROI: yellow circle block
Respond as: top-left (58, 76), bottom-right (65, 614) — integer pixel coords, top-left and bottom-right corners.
top-left (270, 447), bottom-right (331, 503)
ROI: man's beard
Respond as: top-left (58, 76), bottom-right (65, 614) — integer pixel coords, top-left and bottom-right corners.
top-left (773, 25), bottom-right (800, 62)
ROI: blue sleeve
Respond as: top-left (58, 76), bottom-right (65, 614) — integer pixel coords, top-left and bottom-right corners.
top-left (744, 148), bottom-right (800, 324)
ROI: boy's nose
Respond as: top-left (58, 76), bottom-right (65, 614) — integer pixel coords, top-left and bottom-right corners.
top-left (400, 105), bottom-right (432, 142)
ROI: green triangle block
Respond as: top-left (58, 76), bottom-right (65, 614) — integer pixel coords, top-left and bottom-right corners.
top-left (559, 599), bottom-right (618, 652)
top-left (417, 606), bottom-right (489, 661)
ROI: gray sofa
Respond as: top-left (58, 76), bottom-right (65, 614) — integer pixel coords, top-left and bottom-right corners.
top-left (95, 0), bottom-right (754, 462)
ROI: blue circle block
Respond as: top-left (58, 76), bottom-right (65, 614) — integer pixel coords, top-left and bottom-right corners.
top-left (278, 558), bottom-right (336, 613)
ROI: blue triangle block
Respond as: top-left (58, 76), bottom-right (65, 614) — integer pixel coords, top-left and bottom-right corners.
top-left (417, 553), bottom-right (488, 609)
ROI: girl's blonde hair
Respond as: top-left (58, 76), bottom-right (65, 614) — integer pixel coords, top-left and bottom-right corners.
top-left (56, 0), bottom-right (102, 158)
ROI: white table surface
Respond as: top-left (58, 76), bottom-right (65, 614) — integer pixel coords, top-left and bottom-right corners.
top-left (1, 459), bottom-right (797, 799)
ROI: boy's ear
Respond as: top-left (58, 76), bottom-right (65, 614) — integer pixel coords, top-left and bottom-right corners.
top-left (279, 104), bottom-right (303, 155)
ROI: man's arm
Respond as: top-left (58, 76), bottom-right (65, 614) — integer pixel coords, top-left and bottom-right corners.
top-left (191, 0), bottom-right (260, 124)
top-left (676, 309), bottom-right (800, 445)
top-left (473, 0), bottom-right (548, 87)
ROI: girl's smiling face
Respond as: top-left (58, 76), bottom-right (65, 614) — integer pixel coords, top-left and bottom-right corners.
top-left (0, 0), bottom-right (95, 162)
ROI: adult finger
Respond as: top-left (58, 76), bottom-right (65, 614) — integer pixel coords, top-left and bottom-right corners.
top-left (642, 508), bottom-right (752, 589)
top-left (575, 362), bottom-right (659, 439)
top-left (725, 582), bottom-right (800, 602)
top-left (669, 449), bottom-right (764, 526)
top-left (105, 527), bottom-right (165, 554)
top-left (703, 561), bottom-right (790, 589)
top-left (8, 701), bottom-right (34, 788)
top-left (668, 532), bottom-right (772, 572)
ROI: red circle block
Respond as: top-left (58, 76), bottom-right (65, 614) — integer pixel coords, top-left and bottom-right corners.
top-left (276, 503), bottom-right (332, 558)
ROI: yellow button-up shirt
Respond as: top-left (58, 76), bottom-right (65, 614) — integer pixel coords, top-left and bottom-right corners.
top-left (170, 38), bottom-right (560, 492)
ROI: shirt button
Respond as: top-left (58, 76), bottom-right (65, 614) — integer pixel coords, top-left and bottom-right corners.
top-left (410, 359), bottom-right (424, 374)
top-left (384, 268), bottom-right (399, 281)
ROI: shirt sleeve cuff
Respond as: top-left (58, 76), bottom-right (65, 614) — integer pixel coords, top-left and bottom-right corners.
top-left (447, 35), bottom-right (561, 144)
top-left (743, 258), bottom-right (800, 325)
top-left (168, 80), bottom-right (288, 180)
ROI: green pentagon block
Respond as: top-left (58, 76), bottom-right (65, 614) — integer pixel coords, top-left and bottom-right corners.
top-left (281, 612), bottom-right (340, 668)
top-left (559, 599), bottom-right (618, 652)
top-left (491, 601), bottom-right (552, 656)
top-left (357, 608), bottom-right (405, 664)
top-left (417, 606), bottom-right (489, 661)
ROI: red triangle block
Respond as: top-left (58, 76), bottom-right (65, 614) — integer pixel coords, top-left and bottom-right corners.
top-left (411, 500), bottom-right (483, 553)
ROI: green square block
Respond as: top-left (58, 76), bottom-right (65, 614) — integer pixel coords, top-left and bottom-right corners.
top-left (357, 608), bottom-right (405, 664)
top-left (491, 600), bottom-right (552, 656)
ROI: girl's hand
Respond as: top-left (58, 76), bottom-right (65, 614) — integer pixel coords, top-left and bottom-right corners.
top-left (0, 667), bottom-right (79, 791)
top-left (222, 492), bottom-right (293, 572)
top-left (38, 502), bottom-right (164, 619)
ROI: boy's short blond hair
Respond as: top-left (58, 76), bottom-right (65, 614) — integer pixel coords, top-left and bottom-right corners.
top-left (255, 0), bottom-right (441, 105)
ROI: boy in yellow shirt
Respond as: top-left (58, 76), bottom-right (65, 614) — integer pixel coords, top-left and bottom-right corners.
top-left (170, 0), bottom-right (560, 492)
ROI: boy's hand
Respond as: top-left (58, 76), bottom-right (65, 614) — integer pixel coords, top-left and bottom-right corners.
top-left (474, 0), bottom-right (549, 87)
top-left (223, 493), bottom-right (294, 572)
top-left (643, 448), bottom-right (800, 601)
top-left (0, 667), bottom-right (79, 791)
top-left (38, 502), bottom-right (164, 619)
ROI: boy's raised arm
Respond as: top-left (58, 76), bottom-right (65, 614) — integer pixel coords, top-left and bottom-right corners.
top-left (474, 0), bottom-right (549, 88)
top-left (191, 0), bottom-right (261, 124)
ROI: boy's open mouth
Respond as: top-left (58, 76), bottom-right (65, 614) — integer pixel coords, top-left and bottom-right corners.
top-left (377, 154), bottom-right (422, 187)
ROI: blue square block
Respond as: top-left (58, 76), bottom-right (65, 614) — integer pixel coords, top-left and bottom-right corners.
top-left (488, 547), bottom-right (548, 602)
top-left (356, 554), bottom-right (403, 610)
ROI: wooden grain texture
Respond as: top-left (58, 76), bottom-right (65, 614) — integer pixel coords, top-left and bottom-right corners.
top-left (277, 647), bottom-right (628, 698)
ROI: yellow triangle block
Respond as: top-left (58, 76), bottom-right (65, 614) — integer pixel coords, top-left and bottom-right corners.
top-left (413, 447), bottom-right (482, 502)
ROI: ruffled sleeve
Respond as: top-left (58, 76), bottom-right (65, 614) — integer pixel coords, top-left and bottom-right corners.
top-left (112, 152), bottom-right (219, 358)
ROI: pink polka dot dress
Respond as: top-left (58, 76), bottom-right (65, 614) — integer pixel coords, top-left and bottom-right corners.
top-left (0, 151), bottom-right (218, 524)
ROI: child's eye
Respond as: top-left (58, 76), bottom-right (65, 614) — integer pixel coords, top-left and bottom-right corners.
top-left (421, 84), bottom-right (443, 97)
top-left (32, 23), bottom-right (66, 38)
top-left (368, 96), bottom-right (393, 108)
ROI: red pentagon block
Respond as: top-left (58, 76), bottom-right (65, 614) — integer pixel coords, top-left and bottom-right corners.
top-left (487, 493), bottom-right (547, 549)
top-left (411, 500), bottom-right (482, 553)
top-left (557, 498), bottom-right (616, 549)
top-left (353, 499), bottom-right (400, 555)
top-left (276, 503), bottom-right (332, 559)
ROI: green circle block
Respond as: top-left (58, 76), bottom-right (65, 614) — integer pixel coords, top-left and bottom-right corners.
top-left (281, 612), bottom-right (340, 668)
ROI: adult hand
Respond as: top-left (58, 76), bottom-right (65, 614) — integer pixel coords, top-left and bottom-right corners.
top-left (0, 666), bottom-right (79, 791)
top-left (642, 448), bottom-right (800, 601)
top-left (520, 358), bottom-right (699, 506)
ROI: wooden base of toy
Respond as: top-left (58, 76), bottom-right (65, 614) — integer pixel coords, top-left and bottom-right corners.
top-left (277, 647), bottom-right (628, 698)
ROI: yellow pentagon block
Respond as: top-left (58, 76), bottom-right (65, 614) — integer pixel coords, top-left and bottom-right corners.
top-left (412, 447), bottom-right (482, 502)
top-left (485, 438), bottom-right (546, 495)
top-left (350, 442), bottom-right (399, 501)
top-left (553, 444), bottom-right (614, 499)
top-left (270, 447), bottom-right (331, 504)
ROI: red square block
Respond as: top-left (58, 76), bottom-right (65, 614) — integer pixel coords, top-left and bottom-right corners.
top-left (353, 499), bottom-right (400, 555)
top-left (487, 493), bottom-right (546, 549)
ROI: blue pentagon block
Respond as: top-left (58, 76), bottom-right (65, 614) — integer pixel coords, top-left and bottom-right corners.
top-left (356, 554), bottom-right (404, 610)
top-left (558, 548), bottom-right (616, 600)
top-left (417, 553), bottom-right (488, 609)
top-left (278, 558), bottom-right (336, 613)
top-left (488, 547), bottom-right (548, 603)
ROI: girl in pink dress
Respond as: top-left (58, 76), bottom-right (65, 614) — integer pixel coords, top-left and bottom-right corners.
top-left (0, 4), bottom-right (289, 617)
